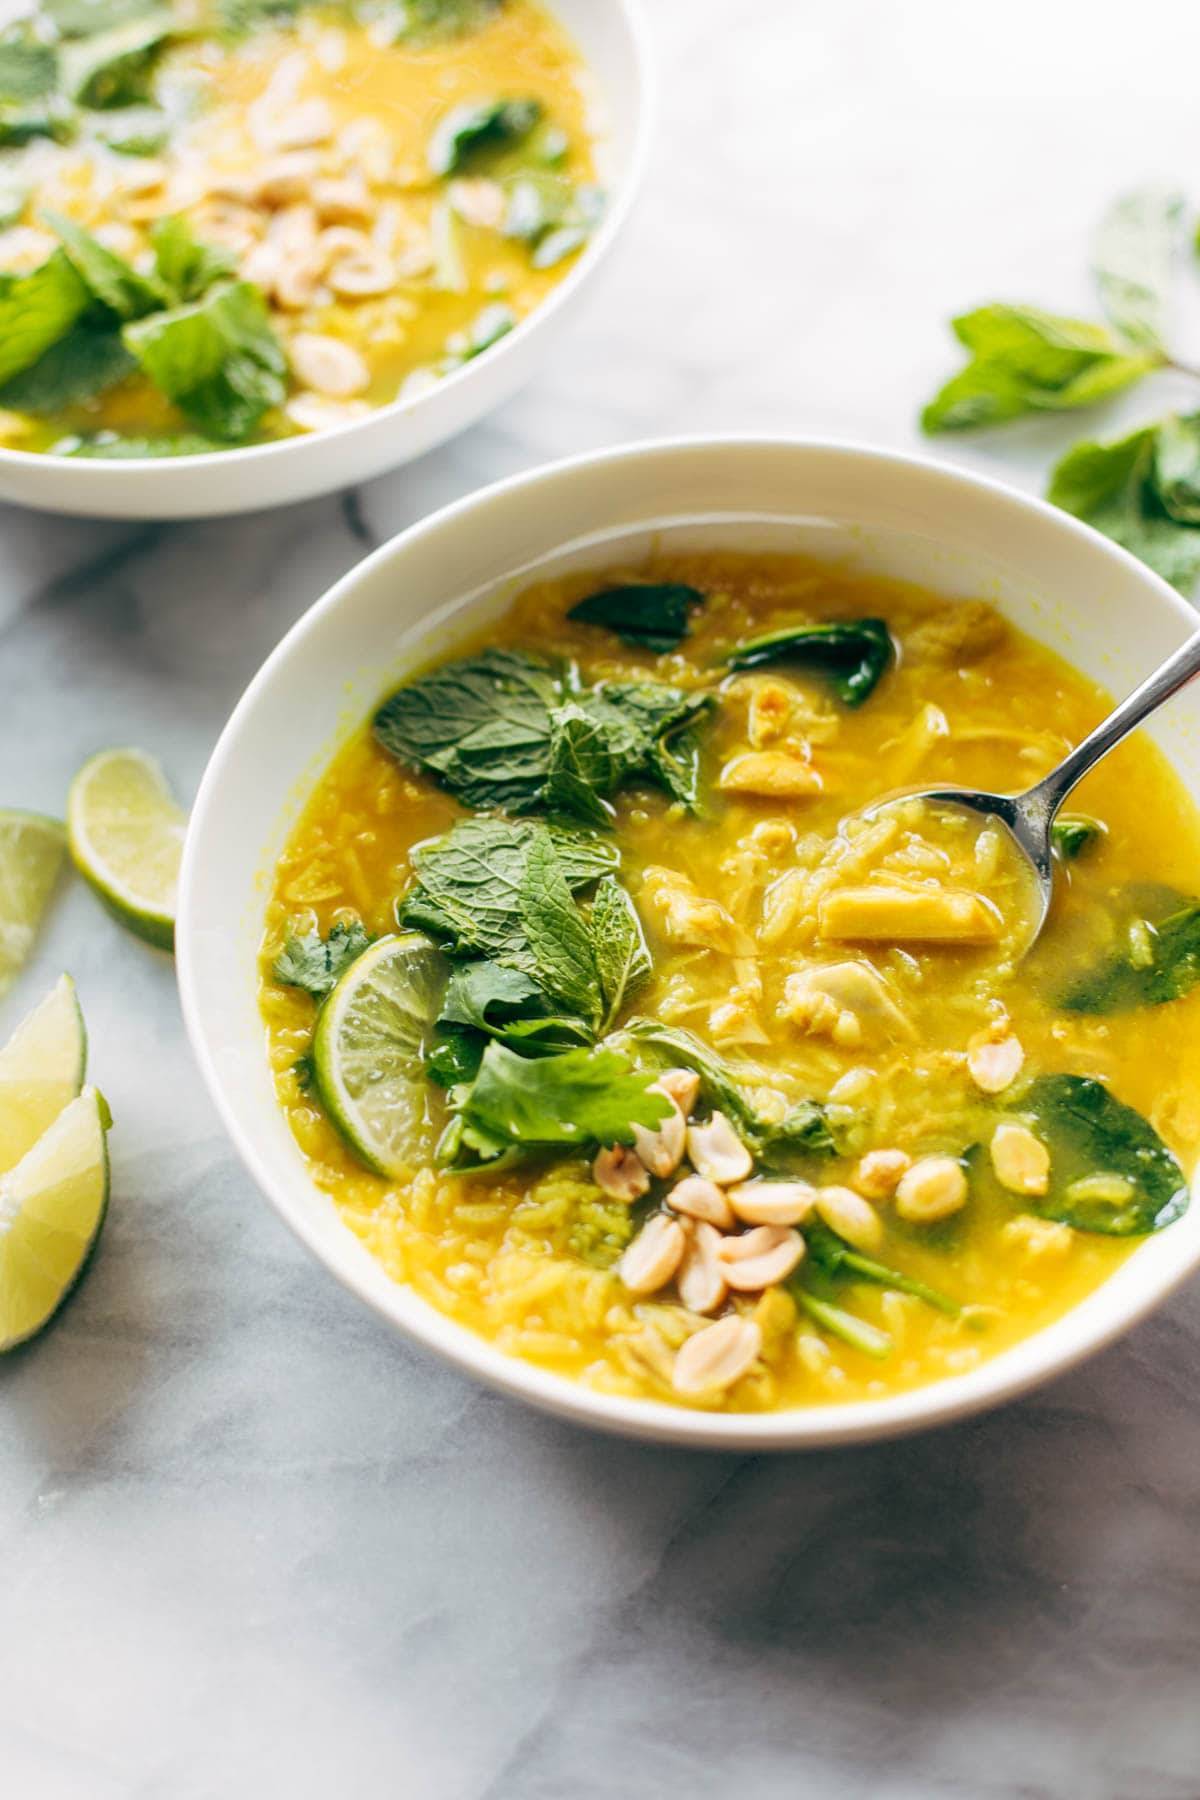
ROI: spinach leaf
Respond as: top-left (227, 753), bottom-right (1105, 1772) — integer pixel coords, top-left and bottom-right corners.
top-left (0, 249), bottom-right (89, 386)
top-left (123, 280), bottom-right (288, 439)
top-left (921, 304), bottom-right (1157, 433)
top-left (398, 816), bottom-right (617, 962)
top-left (725, 618), bottom-right (893, 707)
top-left (589, 876), bottom-right (651, 1030)
top-left (617, 1017), bottom-right (834, 1158)
top-left (55, 430), bottom-right (232, 457)
top-left (44, 209), bottom-right (167, 318)
top-left (567, 582), bottom-right (705, 653)
top-left (451, 1041), bottom-right (672, 1162)
top-left (1092, 189), bottom-right (1182, 354)
top-left (1047, 416), bottom-right (1200, 593)
top-left (272, 919), bottom-right (373, 999)
top-left (804, 1220), bottom-right (959, 1313)
top-left (1052, 814), bottom-right (1105, 861)
top-left (517, 828), bottom-right (602, 1024)
top-left (1008, 1074), bottom-right (1188, 1235)
top-left (150, 215), bottom-right (239, 304)
top-left (374, 648), bottom-right (561, 812)
top-left (427, 96), bottom-right (542, 177)
top-left (60, 10), bottom-right (174, 108)
top-left (0, 325), bottom-right (135, 412)
top-left (1059, 889), bottom-right (1200, 1013)
top-left (792, 1289), bottom-right (892, 1358)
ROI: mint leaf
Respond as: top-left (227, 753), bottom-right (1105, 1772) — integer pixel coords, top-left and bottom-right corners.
top-left (44, 209), bottom-right (167, 318)
top-left (517, 829), bottom-right (602, 1025)
top-left (428, 96), bottom-right (542, 176)
top-left (567, 581), bottom-right (705, 652)
top-left (921, 304), bottom-right (1157, 433)
top-left (398, 816), bottom-right (618, 963)
top-left (272, 919), bottom-right (372, 999)
top-left (123, 280), bottom-right (288, 439)
top-left (1092, 188), bottom-right (1183, 353)
top-left (0, 325), bottom-right (135, 412)
top-left (589, 876), bottom-right (650, 1029)
top-left (439, 960), bottom-right (592, 1053)
top-left (455, 1042), bottom-right (671, 1157)
top-left (60, 10), bottom-right (174, 108)
top-left (725, 618), bottom-right (894, 707)
top-left (150, 215), bottom-right (238, 302)
top-left (0, 249), bottom-right (88, 386)
top-left (56, 430), bottom-right (232, 457)
top-left (1047, 416), bottom-right (1200, 593)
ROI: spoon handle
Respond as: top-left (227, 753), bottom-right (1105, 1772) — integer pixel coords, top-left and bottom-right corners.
top-left (1028, 626), bottom-right (1200, 819)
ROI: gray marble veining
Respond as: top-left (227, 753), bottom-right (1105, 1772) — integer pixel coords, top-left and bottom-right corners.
top-left (5, 2), bottom-right (1200, 1794)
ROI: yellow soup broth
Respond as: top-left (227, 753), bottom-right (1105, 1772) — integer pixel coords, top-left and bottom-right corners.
top-left (259, 552), bottom-right (1200, 1412)
top-left (0, 1), bottom-right (597, 454)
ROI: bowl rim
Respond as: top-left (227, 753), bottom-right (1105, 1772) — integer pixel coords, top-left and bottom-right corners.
top-left (0, 0), bottom-right (655, 487)
top-left (178, 433), bottom-right (1200, 1449)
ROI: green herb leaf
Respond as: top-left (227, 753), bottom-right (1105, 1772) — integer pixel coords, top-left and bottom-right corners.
top-left (398, 816), bottom-right (618, 963)
top-left (725, 618), bottom-right (894, 707)
top-left (439, 959), bottom-right (592, 1053)
top-left (589, 876), bottom-right (651, 1030)
top-left (1052, 814), bottom-right (1106, 861)
top-left (55, 429), bottom-right (232, 457)
top-left (424, 1025), bottom-right (485, 1088)
top-left (455, 1041), bottom-right (672, 1157)
top-left (123, 280), bottom-right (288, 439)
top-left (44, 0), bottom-right (164, 34)
top-left (0, 33), bottom-right (57, 104)
top-left (0, 248), bottom-right (89, 386)
top-left (367, 0), bottom-right (502, 45)
top-left (517, 828), bottom-right (603, 1025)
top-left (0, 324), bottom-right (135, 412)
top-left (272, 919), bottom-right (373, 1000)
top-left (444, 300), bottom-right (515, 364)
top-left (921, 304), bottom-right (1157, 433)
top-left (567, 582), bottom-right (705, 653)
top-left (793, 1289), bottom-right (893, 1358)
top-left (804, 1221), bottom-right (959, 1314)
top-left (44, 208), bottom-right (167, 318)
top-left (60, 10), bottom-right (174, 109)
top-left (427, 96), bottom-right (542, 177)
top-left (1006, 1074), bottom-right (1188, 1235)
top-left (1047, 417), bottom-right (1200, 594)
top-left (94, 105), bottom-right (168, 155)
top-left (374, 648), bottom-right (561, 811)
top-left (1092, 189), bottom-right (1183, 353)
top-left (1059, 888), bottom-right (1200, 1012)
top-left (150, 214), bottom-right (239, 304)
top-left (0, 97), bottom-right (75, 147)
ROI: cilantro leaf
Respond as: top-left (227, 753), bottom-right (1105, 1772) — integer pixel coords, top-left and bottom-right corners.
top-left (150, 215), bottom-right (239, 303)
top-left (44, 209), bottom-right (167, 319)
top-left (589, 875), bottom-right (650, 1030)
top-left (1092, 189), bottom-right (1183, 353)
top-left (439, 960), bottom-right (592, 1053)
top-left (921, 304), bottom-right (1157, 433)
top-left (453, 1041), bottom-right (671, 1159)
top-left (427, 96), bottom-right (542, 176)
top-left (1047, 414), bottom-right (1200, 593)
top-left (272, 919), bottom-right (373, 999)
top-left (567, 581), bottom-right (705, 652)
top-left (123, 280), bottom-right (288, 439)
top-left (0, 325), bottom-right (135, 412)
top-left (0, 249), bottom-right (89, 386)
top-left (725, 618), bottom-right (894, 707)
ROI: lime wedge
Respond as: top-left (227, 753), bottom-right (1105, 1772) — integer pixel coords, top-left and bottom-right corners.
top-left (312, 932), bottom-right (447, 1177)
top-left (0, 1086), bottom-right (110, 1352)
top-left (0, 974), bottom-right (86, 1176)
top-left (0, 809), bottom-right (67, 998)
top-left (68, 748), bottom-right (186, 951)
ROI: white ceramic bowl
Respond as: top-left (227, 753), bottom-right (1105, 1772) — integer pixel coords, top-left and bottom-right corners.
top-left (0, 1), bottom-right (652, 521)
top-left (178, 437), bottom-right (1200, 1448)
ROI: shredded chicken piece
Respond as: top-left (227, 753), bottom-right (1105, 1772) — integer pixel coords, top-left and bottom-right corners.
top-left (905, 602), bottom-right (1008, 665)
top-left (642, 867), bottom-right (740, 953)
top-left (782, 960), bottom-right (915, 1048)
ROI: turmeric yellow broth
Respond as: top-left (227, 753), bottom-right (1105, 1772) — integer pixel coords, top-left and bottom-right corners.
top-left (259, 552), bottom-right (1200, 1412)
top-left (0, 0), bottom-right (597, 455)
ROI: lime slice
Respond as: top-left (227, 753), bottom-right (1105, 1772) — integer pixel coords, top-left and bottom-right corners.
top-left (312, 932), bottom-right (447, 1177)
top-left (68, 748), bottom-right (186, 951)
top-left (0, 974), bottom-right (86, 1176)
top-left (0, 1086), bottom-right (110, 1352)
top-left (0, 809), bottom-right (67, 998)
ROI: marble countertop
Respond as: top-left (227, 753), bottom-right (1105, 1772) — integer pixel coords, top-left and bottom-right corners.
top-left (5, 2), bottom-right (1200, 1795)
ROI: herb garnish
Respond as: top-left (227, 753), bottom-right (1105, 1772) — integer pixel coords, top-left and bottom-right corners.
top-left (566, 582), bottom-right (706, 653)
top-left (724, 619), bottom-right (894, 708)
top-left (427, 96), bottom-right (542, 177)
top-left (273, 919), bottom-right (373, 1000)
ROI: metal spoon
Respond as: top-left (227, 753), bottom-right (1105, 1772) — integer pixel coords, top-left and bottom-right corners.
top-left (867, 626), bottom-right (1200, 946)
